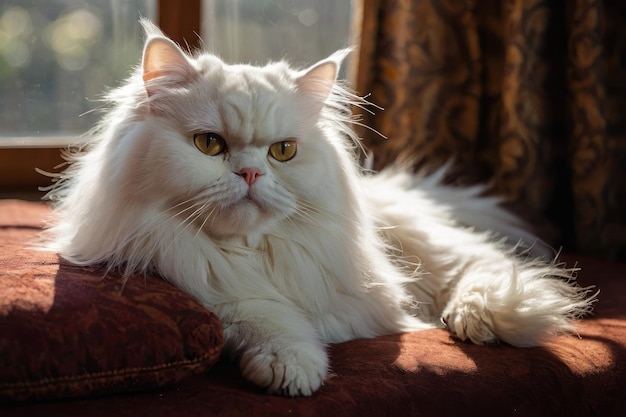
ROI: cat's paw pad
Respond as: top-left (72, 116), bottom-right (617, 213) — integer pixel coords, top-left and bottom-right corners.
top-left (239, 342), bottom-right (328, 396)
top-left (442, 292), bottom-right (498, 345)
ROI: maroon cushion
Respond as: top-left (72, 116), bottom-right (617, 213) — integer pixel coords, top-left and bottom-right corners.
top-left (0, 200), bottom-right (223, 403)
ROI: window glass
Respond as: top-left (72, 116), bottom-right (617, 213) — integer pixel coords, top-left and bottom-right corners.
top-left (202, 0), bottom-right (354, 72)
top-left (0, 1), bottom-right (156, 138)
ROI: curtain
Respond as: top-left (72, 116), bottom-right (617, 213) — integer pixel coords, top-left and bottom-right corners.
top-left (355, 0), bottom-right (626, 260)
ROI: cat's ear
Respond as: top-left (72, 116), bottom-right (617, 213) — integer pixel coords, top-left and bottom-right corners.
top-left (296, 49), bottom-right (350, 112)
top-left (140, 21), bottom-right (197, 95)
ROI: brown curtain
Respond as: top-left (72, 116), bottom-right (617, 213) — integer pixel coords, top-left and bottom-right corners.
top-left (356, 0), bottom-right (626, 260)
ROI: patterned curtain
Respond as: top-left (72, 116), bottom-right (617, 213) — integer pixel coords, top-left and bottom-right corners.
top-left (355, 0), bottom-right (626, 260)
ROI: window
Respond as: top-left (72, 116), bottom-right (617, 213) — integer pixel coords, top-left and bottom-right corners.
top-left (0, 0), bottom-right (357, 196)
top-left (0, 0), bottom-right (157, 142)
top-left (202, 0), bottom-right (353, 68)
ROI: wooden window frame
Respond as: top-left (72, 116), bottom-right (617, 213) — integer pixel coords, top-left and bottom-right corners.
top-left (0, 0), bottom-right (201, 198)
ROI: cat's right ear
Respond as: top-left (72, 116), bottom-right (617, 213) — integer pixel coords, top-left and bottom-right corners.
top-left (141, 30), bottom-right (197, 96)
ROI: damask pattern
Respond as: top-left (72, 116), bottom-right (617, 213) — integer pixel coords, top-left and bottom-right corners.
top-left (357, 0), bottom-right (626, 259)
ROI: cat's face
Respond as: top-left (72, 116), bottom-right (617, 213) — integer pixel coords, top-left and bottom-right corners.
top-left (125, 32), bottom-right (344, 238)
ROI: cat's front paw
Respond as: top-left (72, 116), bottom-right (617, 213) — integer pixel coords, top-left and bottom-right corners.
top-left (442, 292), bottom-right (498, 345)
top-left (239, 341), bottom-right (328, 396)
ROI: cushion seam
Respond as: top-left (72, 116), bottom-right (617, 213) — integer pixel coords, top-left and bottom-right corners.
top-left (0, 350), bottom-right (219, 391)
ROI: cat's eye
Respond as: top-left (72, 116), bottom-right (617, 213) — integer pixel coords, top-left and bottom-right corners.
top-left (194, 132), bottom-right (227, 156)
top-left (268, 140), bottom-right (297, 162)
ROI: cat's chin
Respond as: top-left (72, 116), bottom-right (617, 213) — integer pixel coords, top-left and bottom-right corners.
top-left (205, 199), bottom-right (278, 238)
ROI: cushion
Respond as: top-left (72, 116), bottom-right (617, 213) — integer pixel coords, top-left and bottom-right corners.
top-left (0, 200), bottom-right (223, 403)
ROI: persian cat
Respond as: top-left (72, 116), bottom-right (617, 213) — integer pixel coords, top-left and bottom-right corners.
top-left (40, 20), bottom-right (595, 396)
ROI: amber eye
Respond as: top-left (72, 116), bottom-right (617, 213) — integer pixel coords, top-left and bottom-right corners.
top-left (194, 132), bottom-right (226, 156)
top-left (268, 140), bottom-right (297, 162)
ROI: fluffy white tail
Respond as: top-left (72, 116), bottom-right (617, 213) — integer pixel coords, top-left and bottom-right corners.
top-left (364, 167), bottom-right (597, 347)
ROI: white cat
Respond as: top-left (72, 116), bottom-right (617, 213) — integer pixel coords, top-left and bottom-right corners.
top-left (40, 20), bottom-right (595, 396)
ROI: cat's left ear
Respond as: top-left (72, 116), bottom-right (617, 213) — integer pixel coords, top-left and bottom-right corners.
top-left (296, 49), bottom-right (350, 112)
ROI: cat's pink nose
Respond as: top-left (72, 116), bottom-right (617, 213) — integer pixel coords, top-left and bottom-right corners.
top-left (235, 168), bottom-right (263, 186)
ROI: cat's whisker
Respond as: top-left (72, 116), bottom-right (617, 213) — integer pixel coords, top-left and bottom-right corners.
top-left (164, 198), bottom-right (197, 213)
top-left (163, 195), bottom-right (208, 215)
top-left (293, 205), bottom-right (334, 229)
top-left (297, 198), bottom-right (361, 229)
top-left (169, 202), bottom-right (204, 223)
top-left (343, 119), bottom-right (388, 142)
top-left (162, 203), bottom-right (208, 257)
top-left (289, 204), bottom-right (349, 244)
top-left (167, 196), bottom-right (212, 237)
top-left (194, 206), bottom-right (218, 238)
top-left (162, 203), bottom-right (213, 259)
top-left (161, 200), bottom-right (208, 238)
top-left (166, 203), bottom-right (205, 233)
top-left (178, 203), bottom-right (210, 233)
top-left (328, 90), bottom-right (381, 116)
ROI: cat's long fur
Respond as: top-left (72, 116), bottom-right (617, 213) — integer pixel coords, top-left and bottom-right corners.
top-left (40, 20), bottom-right (596, 396)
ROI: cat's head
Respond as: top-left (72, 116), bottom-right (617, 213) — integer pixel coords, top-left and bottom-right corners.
top-left (109, 20), bottom-right (359, 239)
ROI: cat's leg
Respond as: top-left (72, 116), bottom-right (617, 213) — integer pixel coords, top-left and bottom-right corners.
top-left (215, 299), bottom-right (327, 396)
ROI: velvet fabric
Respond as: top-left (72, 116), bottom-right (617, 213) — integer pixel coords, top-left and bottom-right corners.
top-left (1, 199), bottom-right (626, 416)
top-left (0, 200), bottom-right (223, 403)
